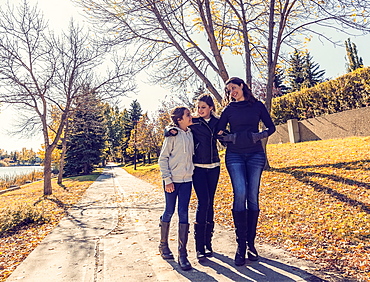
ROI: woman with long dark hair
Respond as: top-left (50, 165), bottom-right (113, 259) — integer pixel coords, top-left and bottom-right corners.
top-left (217, 77), bottom-right (276, 266)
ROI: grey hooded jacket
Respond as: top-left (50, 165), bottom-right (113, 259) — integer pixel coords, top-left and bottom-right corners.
top-left (158, 126), bottom-right (194, 185)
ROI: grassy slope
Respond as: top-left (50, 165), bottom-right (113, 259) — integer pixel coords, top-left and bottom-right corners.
top-left (126, 136), bottom-right (370, 281)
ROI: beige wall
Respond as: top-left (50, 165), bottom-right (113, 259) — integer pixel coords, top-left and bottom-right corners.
top-left (268, 106), bottom-right (370, 144)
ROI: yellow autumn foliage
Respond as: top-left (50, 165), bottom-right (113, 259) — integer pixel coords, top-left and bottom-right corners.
top-left (127, 136), bottom-right (370, 281)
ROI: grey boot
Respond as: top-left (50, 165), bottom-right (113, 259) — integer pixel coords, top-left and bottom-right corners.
top-left (232, 209), bottom-right (248, 266)
top-left (247, 210), bottom-right (260, 261)
top-left (159, 217), bottom-right (174, 259)
top-left (194, 222), bottom-right (206, 261)
top-left (178, 223), bottom-right (192, 270)
top-left (205, 221), bottom-right (214, 257)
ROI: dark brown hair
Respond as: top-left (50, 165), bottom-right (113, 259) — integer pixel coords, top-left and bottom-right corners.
top-left (197, 94), bottom-right (215, 110)
top-left (224, 77), bottom-right (257, 104)
top-left (170, 106), bottom-right (188, 126)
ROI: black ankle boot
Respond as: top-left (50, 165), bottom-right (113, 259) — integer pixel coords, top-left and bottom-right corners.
top-left (159, 217), bottom-right (174, 259)
top-left (232, 209), bottom-right (248, 266)
top-left (205, 222), bottom-right (214, 257)
top-left (178, 223), bottom-right (192, 271)
top-left (194, 222), bottom-right (206, 261)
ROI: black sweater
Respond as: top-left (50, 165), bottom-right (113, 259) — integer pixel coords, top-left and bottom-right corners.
top-left (217, 100), bottom-right (276, 153)
top-left (190, 116), bottom-right (220, 164)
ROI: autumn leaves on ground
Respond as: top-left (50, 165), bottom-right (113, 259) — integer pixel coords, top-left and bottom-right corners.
top-left (0, 171), bottom-right (102, 282)
top-left (127, 136), bottom-right (370, 282)
top-left (0, 137), bottom-right (369, 281)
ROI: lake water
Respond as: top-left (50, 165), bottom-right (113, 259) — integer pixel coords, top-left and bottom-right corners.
top-left (0, 166), bottom-right (43, 179)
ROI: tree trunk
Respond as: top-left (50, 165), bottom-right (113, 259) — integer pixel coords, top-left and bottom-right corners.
top-left (43, 147), bottom-right (53, 195)
top-left (57, 137), bottom-right (67, 184)
top-left (263, 0), bottom-right (277, 170)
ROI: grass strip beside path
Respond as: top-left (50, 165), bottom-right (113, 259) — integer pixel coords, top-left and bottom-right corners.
top-left (0, 169), bottom-right (102, 282)
top-left (126, 136), bottom-right (370, 281)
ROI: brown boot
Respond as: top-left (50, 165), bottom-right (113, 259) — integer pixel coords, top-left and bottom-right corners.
top-left (178, 223), bottom-right (192, 270)
top-left (159, 217), bottom-right (174, 259)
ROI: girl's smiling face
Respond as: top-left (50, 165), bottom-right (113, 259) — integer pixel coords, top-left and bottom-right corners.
top-left (197, 101), bottom-right (213, 119)
top-left (226, 83), bottom-right (245, 102)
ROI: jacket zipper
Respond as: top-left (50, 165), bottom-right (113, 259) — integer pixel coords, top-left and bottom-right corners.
top-left (201, 118), bottom-right (214, 163)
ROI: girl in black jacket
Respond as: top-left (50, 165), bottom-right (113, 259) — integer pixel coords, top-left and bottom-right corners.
top-left (190, 94), bottom-right (221, 261)
top-left (164, 94), bottom-right (221, 261)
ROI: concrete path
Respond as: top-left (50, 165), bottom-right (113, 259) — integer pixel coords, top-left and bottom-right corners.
top-left (7, 165), bottom-right (343, 282)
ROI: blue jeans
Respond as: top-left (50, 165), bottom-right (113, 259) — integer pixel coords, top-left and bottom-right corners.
top-left (161, 182), bottom-right (192, 224)
top-left (225, 151), bottom-right (266, 211)
top-left (193, 166), bottom-right (220, 224)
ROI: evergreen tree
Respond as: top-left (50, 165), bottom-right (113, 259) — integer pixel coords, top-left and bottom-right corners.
top-left (302, 52), bottom-right (325, 88)
top-left (287, 49), bottom-right (325, 92)
top-left (273, 66), bottom-right (289, 97)
top-left (129, 99), bottom-right (142, 124)
top-left (121, 108), bottom-right (133, 162)
top-left (64, 91), bottom-right (107, 176)
top-left (104, 105), bottom-right (126, 162)
top-left (287, 49), bottom-right (305, 92)
top-left (127, 100), bottom-right (142, 167)
top-left (345, 38), bottom-right (364, 73)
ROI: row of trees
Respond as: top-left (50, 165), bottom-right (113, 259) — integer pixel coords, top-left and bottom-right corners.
top-left (1, 0), bottom-right (370, 194)
top-left (268, 37), bottom-right (364, 98)
top-left (0, 1), bottom-right (136, 194)
top-left (76, 0), bottom-right (370, 112)
top-left (0, 148), bottom-right (39, 166)
top-left (61, 97), bottom-right (171, 176)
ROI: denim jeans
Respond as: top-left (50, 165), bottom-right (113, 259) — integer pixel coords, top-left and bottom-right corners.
top-left (192, 166), bottom-right (220, 224)
top-left (225, 151), bottom-right (266, 211)
top-left (161, 181), bottom-right (192, 224)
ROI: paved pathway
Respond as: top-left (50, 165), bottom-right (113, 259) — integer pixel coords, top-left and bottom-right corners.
top-left (7, 165), bottom-right (342, 282)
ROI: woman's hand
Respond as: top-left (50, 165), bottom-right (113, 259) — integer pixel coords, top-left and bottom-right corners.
top-left (165, 183), bottom-right (175, 193)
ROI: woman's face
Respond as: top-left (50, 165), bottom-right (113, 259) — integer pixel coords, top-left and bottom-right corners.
top-left (197, 101), bottom-right (213, 119)
top-left (226, 83), bottom-right (244, 102)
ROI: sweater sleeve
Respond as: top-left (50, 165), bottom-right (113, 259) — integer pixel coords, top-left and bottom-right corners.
top-left (216, 107), bottom-right (229, 133)
top-left (260, 102), bottom-right (276, 136)
top-left (158, 137), bottom-right (174, 185)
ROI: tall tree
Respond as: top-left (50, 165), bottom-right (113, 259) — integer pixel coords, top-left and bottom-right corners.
top-left (76, 0), bottom-right (370, 113)
top-left (128, 100), bottom-right (142, 169)
top-left (302, 52), bottom-right (325, 88)
top-left (287, 50), bottom-right (325, 92)
top-left (0, 1), bottom-right (135, 194)
top-left (345, 38), bottom-right (364, 73)
top-left (64, 91), bottom-right (106, 176)
top-left (104, 104), bottom-right (126, 163)
top-left (287, 49), bottom-right (306, 93)
top-left (273, 66), bottom-right (289, 97)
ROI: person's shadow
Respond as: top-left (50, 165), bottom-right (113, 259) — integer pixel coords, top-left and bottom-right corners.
top-left (202, 252), bottom-right (328, 282)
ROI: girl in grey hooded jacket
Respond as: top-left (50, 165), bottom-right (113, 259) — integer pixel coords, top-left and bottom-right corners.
top-left (158, 106), bottom-right (194, 271)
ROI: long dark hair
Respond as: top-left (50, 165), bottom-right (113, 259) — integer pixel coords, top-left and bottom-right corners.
top-left (224, 77), bottom-right (257, 104)
top-left (197, 94), bottom-right (216, 116)
top-left (170, 106), bottom-right (188, 126)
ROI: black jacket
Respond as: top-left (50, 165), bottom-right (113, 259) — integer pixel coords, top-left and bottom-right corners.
top-left (190, 116), bottom-right (220, 164)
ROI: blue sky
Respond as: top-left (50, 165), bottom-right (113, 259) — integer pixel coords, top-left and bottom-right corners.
top-left (0, 0), bottom-right (369, 152)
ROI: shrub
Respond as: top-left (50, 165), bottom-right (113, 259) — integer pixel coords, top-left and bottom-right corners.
top-left (0, 204), bottom-right (49, 234)
top-left (271, 67), bottom-right (370, 124)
